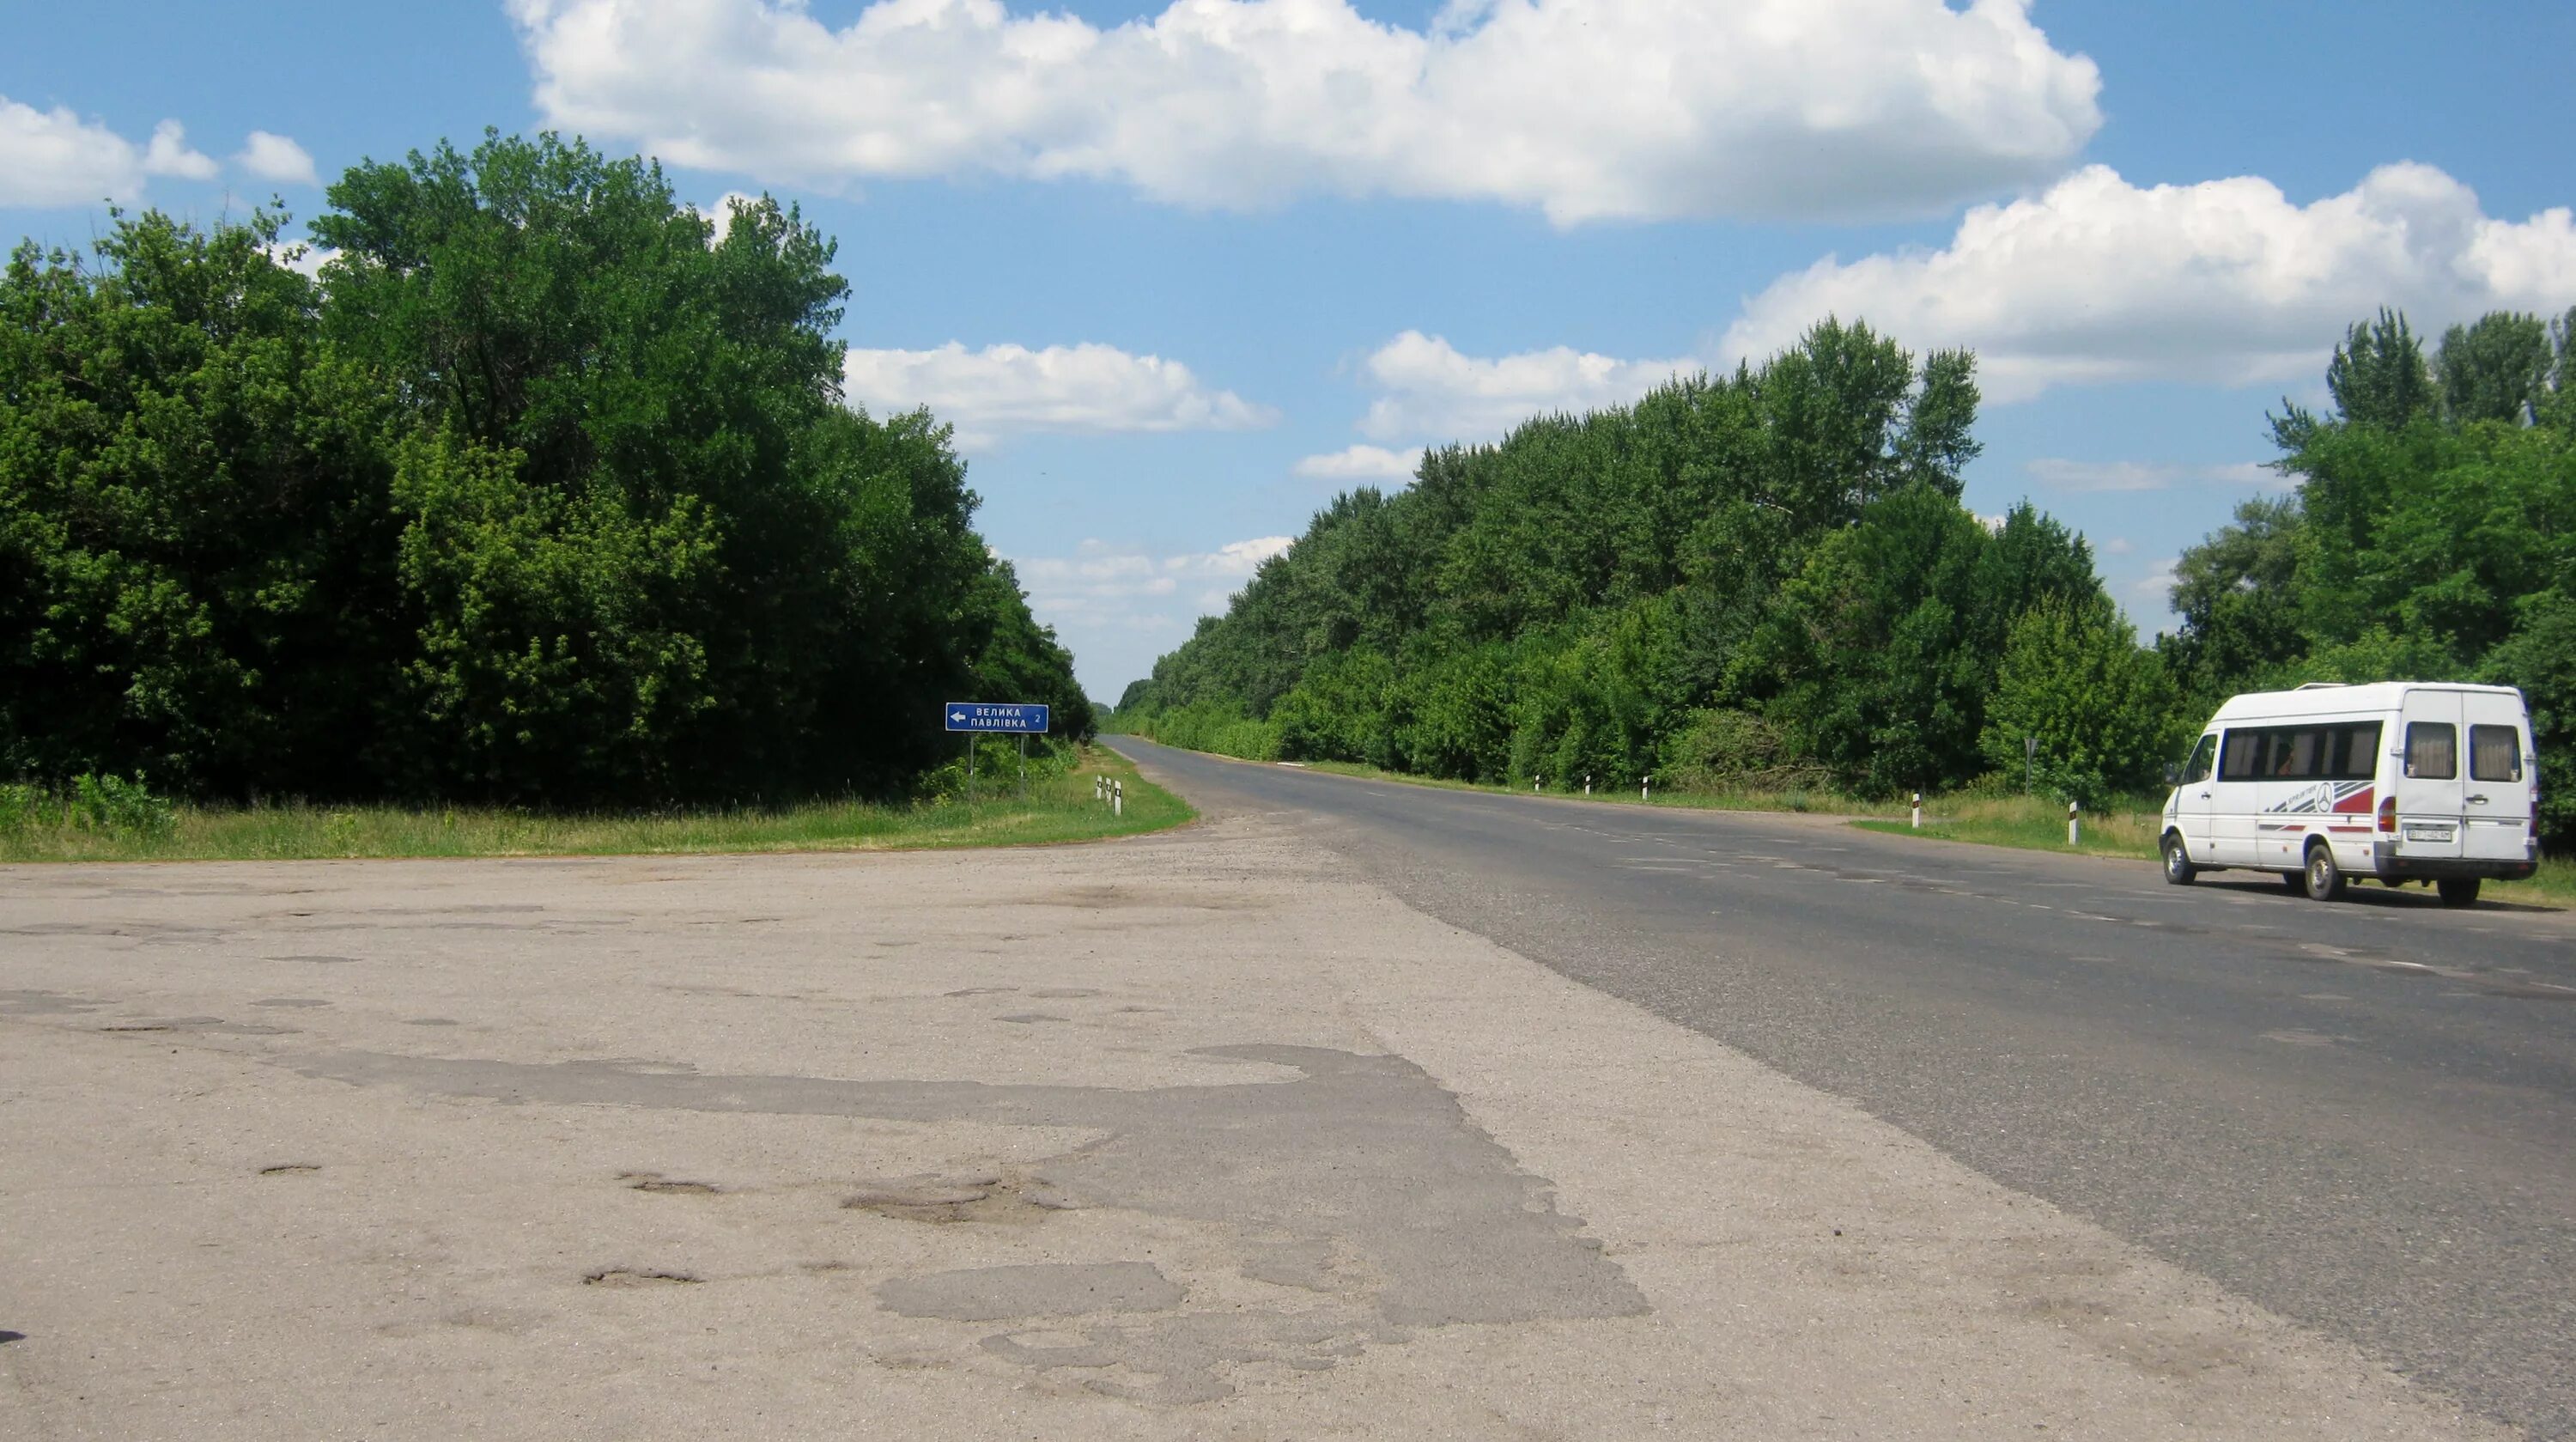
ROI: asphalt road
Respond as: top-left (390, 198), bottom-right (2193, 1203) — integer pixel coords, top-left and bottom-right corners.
top-left (1111, 738), bottom-right (2576, 1439)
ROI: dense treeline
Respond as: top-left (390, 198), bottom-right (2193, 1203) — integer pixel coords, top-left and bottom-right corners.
top-left (1115, 312), bottom-right (2576, 846)
top-left (1, 131), bottom-right (1090, 807)
top-left (1116, 321), bottom-right (2173, 805)
top-left (2164, 308), bottom-right (2576, 843)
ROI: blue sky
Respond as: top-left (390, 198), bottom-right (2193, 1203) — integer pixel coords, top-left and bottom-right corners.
top-left (8, 0), bottom-right (2573, 698)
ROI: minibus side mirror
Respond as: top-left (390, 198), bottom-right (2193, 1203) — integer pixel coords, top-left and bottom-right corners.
top-left (2163, 763), bottom-right (2182, 785)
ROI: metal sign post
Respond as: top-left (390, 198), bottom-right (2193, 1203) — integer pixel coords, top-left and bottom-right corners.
top-left (944, 703), bottom-right (1052, 809)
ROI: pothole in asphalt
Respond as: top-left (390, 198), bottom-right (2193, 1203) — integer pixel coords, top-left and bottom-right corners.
top-left (621, 1171), bottom-right (721, 1196)
top-left (584, 1269), bottom-right (702, 1287)
top-left (843, 1171), bottom-right (1075, 1225)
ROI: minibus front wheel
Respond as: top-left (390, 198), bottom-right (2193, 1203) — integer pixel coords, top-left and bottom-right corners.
top-left (2303, 841), bottom-right (2347, 902)
top-left (2160, 832), bottom-right (2198, 885)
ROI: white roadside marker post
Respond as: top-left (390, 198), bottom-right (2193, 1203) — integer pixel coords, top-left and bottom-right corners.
top-left (1912, 792), bottom-right (1923, 830)
top-left (2068, 800), bottom-right (2081, 847)
top-left (1114, 781), bottom-right (1124, 818)
top-left (1643, 775), bottom-right (1652, 802)
top-left (1584, 775), bottom-right (1592, 795)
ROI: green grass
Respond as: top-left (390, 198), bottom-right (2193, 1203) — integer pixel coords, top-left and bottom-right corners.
top-left (0, 746), bottom-right (1192, 864)
top-left (1855, 793), bottom-right (2574, 909)
top-left (1850, 793), bottom-right (2166, 861)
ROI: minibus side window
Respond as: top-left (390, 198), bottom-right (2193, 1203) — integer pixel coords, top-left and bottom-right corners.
top-left (2406, 722), bottom-right (2457, 780)
top-left (2181, 734), bottom-right (2216, 785)
top-left (2219, 730), bottom-right (2265, 781)
top-left (2277, 728), bottom-right (2322, 776)
top-left (2324, 722), bottom-right (2382, 781)
top-left (2470, 725), bottom-right (2523, 782)
top-left (2251, 727), bottom-right (2318, 777)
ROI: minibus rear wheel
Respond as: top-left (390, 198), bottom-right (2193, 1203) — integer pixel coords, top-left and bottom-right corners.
top-left (2303, 842), bottom-right (2346, 902)
top-left (2437, 877), bottom-right (2482, 909)
top-left (2160, 832), bottom-right (2197, 885)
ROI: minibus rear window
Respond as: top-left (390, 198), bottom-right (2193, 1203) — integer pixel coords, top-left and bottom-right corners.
top-left (2470, 725), bottom-right (2523, 782)
top-left (2406, 722), bottom-right (2458, 780)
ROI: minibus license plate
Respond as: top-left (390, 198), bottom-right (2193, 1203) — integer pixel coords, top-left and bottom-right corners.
top-left (2404, 824), bottom-right (2455, 843)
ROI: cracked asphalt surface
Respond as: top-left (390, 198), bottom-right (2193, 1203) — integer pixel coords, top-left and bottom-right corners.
top-left (1111, 737), bottom-right (2576, 1438)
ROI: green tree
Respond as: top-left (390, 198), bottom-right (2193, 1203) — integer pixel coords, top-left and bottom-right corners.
top-left (2161, 494), bottom-right (2306, 700)
top-left (1981, 596), bottom-right (2183, 806)
top-left (0, 210), bottom-right (403, 796)
top-left (2324, 307), bottom-right (2437, 432)
top-left (4, 131), bottom-right (1083, 808)
top-left (311, 132), bottom-right (1024, 801)
top-left (2437, 312), bottom-right (2552, 425)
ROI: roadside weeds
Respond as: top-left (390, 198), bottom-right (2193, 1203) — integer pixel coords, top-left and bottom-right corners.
top-left (0, 746), bottom-right (1191, 864)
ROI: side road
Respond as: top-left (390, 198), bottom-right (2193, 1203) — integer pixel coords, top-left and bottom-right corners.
top-left (0, 812), bottom-right (2508, 1438)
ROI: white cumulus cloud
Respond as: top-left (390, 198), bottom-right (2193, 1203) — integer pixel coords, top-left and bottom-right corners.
top-left (234, 131), bottom-right (319, 186)
top-left (1356, 331), bottom-right (1697, 443)
top-left (143, 121), bottom-right (219, 180)
top-left (1722, 162), bottom-right (2576, 402)
top-left (1335, 161), bottom-right (2576, 450)
top-left (507, 0), bottom-right (2102, 224)
top-left (1292, 444), bottom-right (1421, 484)
top-left (1014, 536), bottom-right (1296, 627)
top-left (841, 342), bottom-right (1276, 445)
top-left (0, 97), bottom-right (211, 204)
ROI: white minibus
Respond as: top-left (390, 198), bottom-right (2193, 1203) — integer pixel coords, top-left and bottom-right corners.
top-left (2160, 682), bottom-right (2540, 904)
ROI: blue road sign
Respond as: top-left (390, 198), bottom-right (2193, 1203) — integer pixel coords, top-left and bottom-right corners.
top-left (945, 702), bottom-right (1050, 733)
